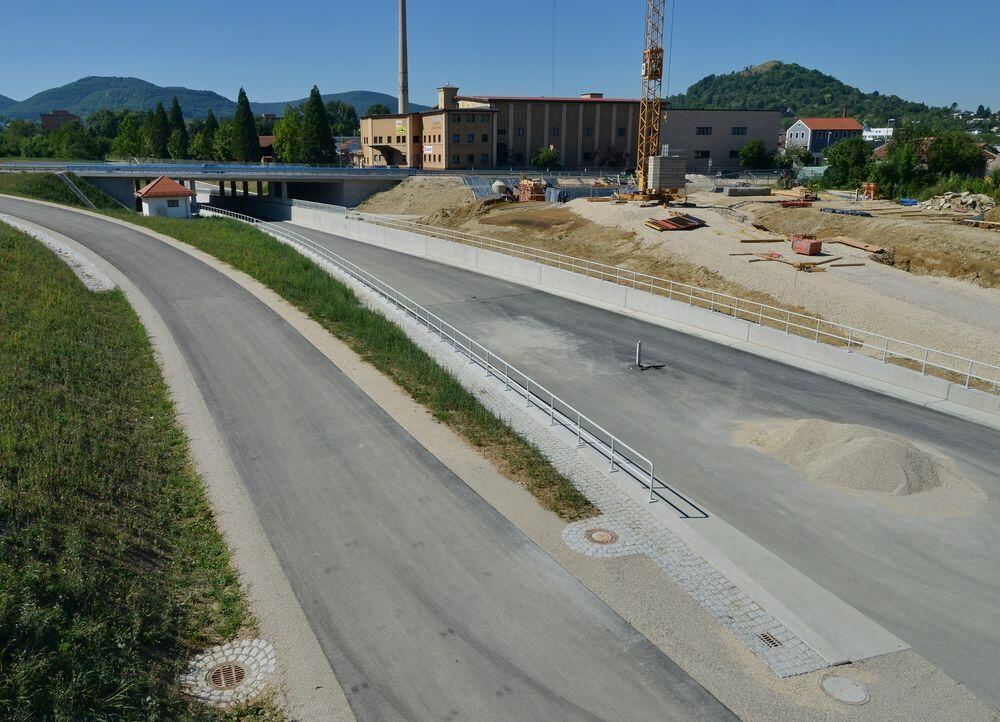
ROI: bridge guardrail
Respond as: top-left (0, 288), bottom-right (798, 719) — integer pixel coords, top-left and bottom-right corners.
top-left (199, 204), bottom-right (707, 518)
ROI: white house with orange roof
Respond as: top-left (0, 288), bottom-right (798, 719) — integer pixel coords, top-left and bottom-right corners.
top-left (134, 176), bottom-right (196, 218)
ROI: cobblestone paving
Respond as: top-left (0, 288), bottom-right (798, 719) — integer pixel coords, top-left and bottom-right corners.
top-left (179, 639), bottom-right (277, 708)
top-left (266, 227), bottom-right (831, 678)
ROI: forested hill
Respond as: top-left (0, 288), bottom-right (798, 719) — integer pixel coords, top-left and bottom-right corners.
top-left (667, 61), bottom-right (960, 128)
top-left (0, 77), bottom-right (427, 120)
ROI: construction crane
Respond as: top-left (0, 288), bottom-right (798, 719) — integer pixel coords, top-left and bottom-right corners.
top-left (636, 0), bottom-right (666, 195)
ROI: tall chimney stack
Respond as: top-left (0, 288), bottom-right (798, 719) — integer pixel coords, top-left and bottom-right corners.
top-left (398, 0), bottom-right (409, 114)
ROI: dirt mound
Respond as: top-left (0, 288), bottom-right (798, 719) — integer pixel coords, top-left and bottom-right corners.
top-left (419, 198), bottom-right (502, 229)
top-left (749, 419), bottom-right (949, 495)
top-left (986, 206), bottom-right (1000, 223)
top-left (358, 176), bottom-right (474, 216)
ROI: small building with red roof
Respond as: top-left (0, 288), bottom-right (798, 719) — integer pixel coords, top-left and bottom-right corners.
top-left (785, 117), bottom-right (864, 161)
top-left (134, 176), bottom-right (196, 218)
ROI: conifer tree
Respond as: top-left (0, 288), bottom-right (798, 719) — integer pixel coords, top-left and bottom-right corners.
top-left (231, 88), bottom-right (259, 162)
top-left (300, 86), bottom-right (335, 164)
top-left (168, 96), bottom-right (188, 158)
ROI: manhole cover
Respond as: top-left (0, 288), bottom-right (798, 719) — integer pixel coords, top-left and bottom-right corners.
top-left (820, 675), bottom-right (869, 705)
top-left (585, 528), bottom-right (619, 545)
top-left (209, 663), bottom-right (246, 690)
top-left (180, 639), bottom-right (276, 708)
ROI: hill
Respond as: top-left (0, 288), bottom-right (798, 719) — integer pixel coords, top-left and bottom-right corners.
top-left (0, 77), bottom-right (427, 121)
top-left (668, 61), bottom-right (959, 128)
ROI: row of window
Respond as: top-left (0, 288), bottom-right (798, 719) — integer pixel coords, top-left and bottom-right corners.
top-left (449, 153), bottom-right (491, 165)
top-left (695, 126), bottom-right (748, 136)
top-left (451, 113), bottom-right (492, 123)
top-left (693, 150), bottom-right (745, 159)
top-left (449, 133), bottom-right (491, 144)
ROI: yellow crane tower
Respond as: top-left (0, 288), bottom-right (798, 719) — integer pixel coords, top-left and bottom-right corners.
top-left (636, 0), bottom-right (666, 195)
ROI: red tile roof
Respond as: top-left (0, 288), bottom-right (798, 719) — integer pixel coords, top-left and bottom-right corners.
top-left (134, 176), bottom-right (195, 199)
top-left (259, 135), bottom-right (275, 148)
top-left (457, 95), bottom-right (638, 104)
top-left (797, 118), bottom-right (864, 131)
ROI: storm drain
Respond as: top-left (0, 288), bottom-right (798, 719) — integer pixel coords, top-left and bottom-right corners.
top-left (180, 639), bottom-right (276, 707)
top-left (757, 632), bottom-right (783, 648)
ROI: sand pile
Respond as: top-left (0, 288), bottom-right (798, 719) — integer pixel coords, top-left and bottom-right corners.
top-left (750, 419), bottom-right (949, 496)
top-left (358, 176), bottom-right (474, 216)
top-left (986, 206), bottom-right (1000, 223)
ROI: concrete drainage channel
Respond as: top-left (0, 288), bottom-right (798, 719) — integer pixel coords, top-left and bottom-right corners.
top-left (179, 639), bottom-right (277, 708)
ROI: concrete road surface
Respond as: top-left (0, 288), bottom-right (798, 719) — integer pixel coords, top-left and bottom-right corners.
top-left (0, 197), bottom-right (734, 721)
top-left (276, 220), bottom-right (1000, 709)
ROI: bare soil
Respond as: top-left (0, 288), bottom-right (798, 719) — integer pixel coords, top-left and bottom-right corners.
top-left (358, 176), bottom-right (474, 216)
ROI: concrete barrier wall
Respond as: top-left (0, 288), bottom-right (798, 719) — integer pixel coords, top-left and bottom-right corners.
top-left (284, 212), bottom-right (1000, 418)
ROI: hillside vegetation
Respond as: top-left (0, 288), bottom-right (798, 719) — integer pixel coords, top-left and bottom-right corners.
top-left (0, 77), bottom-right (426, 120)
top-left (668, 61), bottom-right (963, 129)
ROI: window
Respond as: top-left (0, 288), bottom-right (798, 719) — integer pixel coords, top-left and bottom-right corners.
top-left (696, 127), bottom-right (712, 135)
top-left (480, 113), bottom-right (490, 122)
top-left (498, 128), bottom-right (507, 136)
top-left (582, 151), bottom-right (593, 162)
top-left (616, 127), bottom-right (625, 137)
top-left (550, 127), bottom-right (560, 137)
top-left (732, 126), bottom-right (747, 136)
top-left (167, 199), bottom-right (180, 208)
top-left (400, 136), bottom-right (406, 144)
top-left (481, 153), bottom-right (489, 164)
top-left (515, 127), bottom-right (524, 137)
top-left (481, 134), bottom-right (489, 143)
top-left (729, 150), bottom-right (740, 158)
top-left (466, 113), bottom-right (476, 122)
top-left (694, 150), bottom-right (711, 159)
top-left (467, 133), bottom-right (474, 143)
top-left (584, 127), bottom-right (593, 137)
top-left (451, 113), bottom-right (461, 122)
top-left (514, 152), bottom-right (525, 162)
top-left (452, 154), bottom-right (460, 163)
top-left (467, 153), bottom-right (475, 163)
top-left (452, 133), bottom-right (460, 143)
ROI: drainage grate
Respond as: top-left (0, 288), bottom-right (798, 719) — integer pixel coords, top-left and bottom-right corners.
top-left (757, 632), bottom-right (783, 648)
top-left (585, 528), bottom-right (619, 545)
top-left (208, 663), bottom-right (246, 690)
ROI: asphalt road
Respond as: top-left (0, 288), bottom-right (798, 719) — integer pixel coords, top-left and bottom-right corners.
top-left (276, 220), bottom-right (1000, 708)
top-left (0, 197), bottom-right (734, 722)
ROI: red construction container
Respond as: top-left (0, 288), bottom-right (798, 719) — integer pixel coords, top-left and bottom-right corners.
top-left (791, 238), bottom-right (822, 255)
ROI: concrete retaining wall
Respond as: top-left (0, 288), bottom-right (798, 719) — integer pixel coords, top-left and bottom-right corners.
top-left (284, 211), bottom-right (1000, 419)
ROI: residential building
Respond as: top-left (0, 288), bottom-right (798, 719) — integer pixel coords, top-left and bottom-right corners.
top-left (40, 109), bottom-right (80, 131)
top-left (135, 176), bottom-right (195, 218)
top-left (785, 117), bottom-right (864, 161)
top-left (360, 85), bottom-right (780, 171)
top-left (862, 125), bottom-right (894, 145)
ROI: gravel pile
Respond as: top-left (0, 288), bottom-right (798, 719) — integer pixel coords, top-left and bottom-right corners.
top-left (750, 419), bottom-right (945, 496)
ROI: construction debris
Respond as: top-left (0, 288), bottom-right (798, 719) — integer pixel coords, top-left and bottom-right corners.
top-left (821, 208), bottom-right (873, 218)
top-left (780, 199), bottom-right (813, 208)
top-left (644, 214), bottom-right (707, 231)
top-left (791, 237), bottom-right (823, 255)
top-left (922, 192), bottom-right (996, 214)
top-left (518, 178), bottom-right (546, 202)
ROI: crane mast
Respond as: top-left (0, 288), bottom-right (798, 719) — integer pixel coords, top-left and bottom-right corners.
top-left (636, 0), bottom-right (665, 194)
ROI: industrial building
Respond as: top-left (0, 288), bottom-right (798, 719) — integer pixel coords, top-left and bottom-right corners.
top-left (360, 86), bottom-right (781, 172)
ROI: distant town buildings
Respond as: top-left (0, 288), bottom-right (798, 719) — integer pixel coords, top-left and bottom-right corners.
top-left (784, 117), bottom-right (864, 161)
top-left (40, 110), bottom-right (80, 131)
top-left (862, 124), bottom-right (894, 145)
top-left (360, 85), bottom-right (781, 172)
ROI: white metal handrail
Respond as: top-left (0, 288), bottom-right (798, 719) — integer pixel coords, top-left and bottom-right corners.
top-left (349, 212), bottom-right (1000, 393)
top-left (200, 205), bottom-right (707, 518)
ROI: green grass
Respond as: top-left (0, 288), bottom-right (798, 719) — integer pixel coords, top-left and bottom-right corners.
top-left (121, 213), bottom-right (596, 521)
top-left (0, 172), bottom-right (121, 211)
top-left (0, 223), bottom-right (280, 721)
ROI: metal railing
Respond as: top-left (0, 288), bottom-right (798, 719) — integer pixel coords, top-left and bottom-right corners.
top-left (199, 204), bottom-right (708, 518)
top-left (345, 212), bottom-right (1000, 393)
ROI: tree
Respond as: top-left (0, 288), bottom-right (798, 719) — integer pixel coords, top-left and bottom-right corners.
top-left (300, 86), bottom-right (336, 164)
top-left (111, 114), bottom-right (145, 158)
top-left (86, 109), bottom-right (122, 141)
top-left (0, 119), bottom-right (39, 156)
top-left (327, 100), bottom-right (359, 136)
top-left (365, 103), bottom-right (391, 116)
top-left (823, 137), bottom-right (873, 188)
top-left (772, 145), bottom-right (812, 169)
top-left (926, 131), bottom-right (983, 177)
top-left (531, 146), bottom-right (560, 169)
top-left (231, 88), bottom-right (259, 162)
top-left (188, 131), bottom-right (212, 160)
top-left (167, 128), bottom-right (188, 160)
top-left (168, 96), bottom-right (189, 158)
top-left (147, 102), bottom-right (170, 158)
top-left (272, 104), bottom-right (303, 163)
top-left (738, 139), bottom-right (770, 169)
top-left (213, 120), bottom-right (235, 161)
top-left (203, 109), bottom-right (219, 145)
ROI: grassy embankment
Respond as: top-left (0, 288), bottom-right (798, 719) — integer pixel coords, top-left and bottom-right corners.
top-left (0, 171), bottom-right (595, 521)
top-left (0, 222), bottom-right (279, 720)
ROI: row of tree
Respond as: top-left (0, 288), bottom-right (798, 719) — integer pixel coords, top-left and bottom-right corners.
top-left (0, 86), bottom-right (376, 164)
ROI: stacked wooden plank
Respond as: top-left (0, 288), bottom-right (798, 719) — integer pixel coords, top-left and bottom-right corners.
top-left (780, 199), bottom-right (813, 208)
top-left (644, 213), bottom-right (707, 232)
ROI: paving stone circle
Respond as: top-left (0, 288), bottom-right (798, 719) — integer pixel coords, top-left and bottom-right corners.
top-left (563, 516), bottom-right (642, 558)
top-left (179, 639), bottom-right (276, 708)
top-left (820, 675), bottom-right (870, 705)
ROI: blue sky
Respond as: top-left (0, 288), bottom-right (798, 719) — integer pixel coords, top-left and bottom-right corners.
top-left (3, 0), bottom-right (998, 111)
